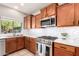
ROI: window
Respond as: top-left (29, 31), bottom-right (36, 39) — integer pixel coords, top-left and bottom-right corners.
top-left (0, 19), bottom-right (22, 33)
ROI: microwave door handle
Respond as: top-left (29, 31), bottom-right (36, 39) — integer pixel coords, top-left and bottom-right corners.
top-left (50, 18), bottom-right (51, 25)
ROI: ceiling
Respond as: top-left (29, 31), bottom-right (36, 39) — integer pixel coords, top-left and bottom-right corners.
top-left (1, 3), bottom-right (50, 15)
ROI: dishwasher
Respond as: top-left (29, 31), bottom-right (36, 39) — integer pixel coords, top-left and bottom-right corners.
top-left (0, 39), bottom-right (5, 56)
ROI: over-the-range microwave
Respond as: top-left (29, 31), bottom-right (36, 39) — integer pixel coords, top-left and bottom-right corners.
top-left (40, 16), bottom-right (56, 27)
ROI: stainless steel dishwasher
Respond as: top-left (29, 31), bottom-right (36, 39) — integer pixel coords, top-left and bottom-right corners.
top-left (0, 39), bottom-right (5, 56)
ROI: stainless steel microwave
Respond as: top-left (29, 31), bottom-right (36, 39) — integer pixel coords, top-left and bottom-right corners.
top-left (41, 16), bottom-right (56, 27)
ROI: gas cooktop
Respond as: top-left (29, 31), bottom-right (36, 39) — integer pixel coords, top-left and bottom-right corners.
top-left (38, 36), bottom-right (58, 40)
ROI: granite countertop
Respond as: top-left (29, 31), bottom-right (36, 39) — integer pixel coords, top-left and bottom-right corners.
top-left (0, 35), bottom-right (25, 39)
top-left (28, 35), bottom-right (79, 47)
top-left (1, 35), bottom-right (79, 47)
top-left (55, 38), bottom-right (79, 47)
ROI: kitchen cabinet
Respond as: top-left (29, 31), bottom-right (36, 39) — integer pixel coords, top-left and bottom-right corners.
top-left (57, 4), bottom-right (75, 26)
top-left (54, 42), bottom-right (75, 56)
top-left (41, 3), bottom-right (57, 18)
top-left (17, 37), bottom-right (25, 50)
top-left (6, 36), bottom-right (25, 54)
top-left (25, 37), bottom-right (30, 50)
top-left (25, 37), bottom-right (36, 54)
top-left (74, 3), bottom-right (79, 25)
top-left (29, 37), bottom-right (36, 54)
top-left (6, 38), bottom-right (17, 54)
top-left (41, 7), bottom-right (47, 18)
top-left (32, 16), bottom-right (36, 28)
top-left (35, 14), bottom-right (41, 28)
top-left (47, 3), bottom-right (57, 16)
top-left (24, 15), bottom-right (32, 29)
top-left (75, 47), bottom-right (79, 56)
top-left (54, 47), bottom-right (74, 56)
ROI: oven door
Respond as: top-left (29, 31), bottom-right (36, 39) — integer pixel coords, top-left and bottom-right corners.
top-left (36, 42), bottom-right (46, 56)
top-left (45, 45), bottom-right (52, 56)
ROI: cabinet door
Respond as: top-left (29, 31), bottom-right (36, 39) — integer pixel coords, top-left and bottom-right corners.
top-left (57, 4), bottom-right (74, 26)
top-left (54, 47), bottom-right (74, 56)
top-left (29, 38), bottom-right (36, 54)
top-left (17, 37), bottom-right (24, 50)
top-left (32, 16), bottom-right (36, 28)
top-left (6, 38), bottom-right (17, 54)
top-left (35, 14), bottom-right (41, 28)
top-left (25, 37), bottom-right (30, 50)
top-left (41, 8), bottom-right (47, 18)
top-left (75, 47), bottom-right (79, 56)
top-left (47, 3), bottom-right (57, 16)
top-left (75, 3), bottom-right (79, 25)
top-left (24, 16), bottom-right (32, 29)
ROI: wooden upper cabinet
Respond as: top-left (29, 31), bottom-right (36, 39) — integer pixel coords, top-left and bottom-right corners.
top-left (75, 47), bottom-right (79, 56)
top-left (47, 3), bottom-right (57, 16)
top-left (35, 14), bottom-right (41, 28)
top-left (41, 7), bottom-right (47, 18)
top-left (24, 15), bottom-right (32, 29)
top-left (57, 4), bottom-right (75, 26)
top-left (17, 37), bottom-right (24, 50)
top-left (41, 3), bottom-right (57, 18)
top-left (74, 3), bottom-right (79, 25)
top-left (32, 16), bottom-right (36, 28)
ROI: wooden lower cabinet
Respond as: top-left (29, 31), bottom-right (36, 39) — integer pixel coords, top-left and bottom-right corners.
top-left (25, 37), bottom-right (36, 54)
top-left (54, 47), bottom-right (74, 56)
top-left (6, 38), bottom-right (17, 54)
top-left (17, 37), bottom-right (25, 50)
top-left (5, 37), bottom-right (25, 54)
top-left (29, 38), bottom-right (36, 54)
top-left (54, 42), bottom-right (75, 56)
top-left (25, 37), bottom-right (30, 50)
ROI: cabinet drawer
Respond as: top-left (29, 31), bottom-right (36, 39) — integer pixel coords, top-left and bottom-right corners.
top-left (54, 42), bottom-right (75, 53)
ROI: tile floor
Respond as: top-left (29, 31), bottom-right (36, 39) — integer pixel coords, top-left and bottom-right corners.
top-left (7, 49), bottom-right (34, 56)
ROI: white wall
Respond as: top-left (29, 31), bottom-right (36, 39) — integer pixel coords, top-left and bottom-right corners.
top-left (0, 5), bottom-right (26, 36)
top-left (23, 26), bottom-right (79, 39)
top-left (0, 5), bottom-right (25, 22)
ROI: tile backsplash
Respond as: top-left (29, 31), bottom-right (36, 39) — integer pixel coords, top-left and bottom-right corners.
top-left (22, 26), bottom-right (79, 39)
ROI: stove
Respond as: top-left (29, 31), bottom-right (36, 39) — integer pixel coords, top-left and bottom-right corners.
top-left (36, 36), bottom-right (58, 56)
top-left (36, 36), bottom-right (58, 45)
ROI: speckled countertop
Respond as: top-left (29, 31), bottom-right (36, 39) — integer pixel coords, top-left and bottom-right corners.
top-left (0, 35), bottom-right (79, 47)
top-left (54, 38), bottom-right (79, 47)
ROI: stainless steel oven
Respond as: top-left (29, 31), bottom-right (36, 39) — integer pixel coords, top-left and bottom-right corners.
top-left (36, 42), bottom-right (46, 56)
top-left (36, 36), bottom-right (57, 56)
top-left (36, 38), bottom-right (53, 56)
top-left (36, 42), bottom-right (52, 56)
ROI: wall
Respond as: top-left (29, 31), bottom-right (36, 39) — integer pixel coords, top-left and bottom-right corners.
top-left (0, 5), bottom-right (26, 36)
top-left (0, 5), bottom-right (25, 22)
top-left (23, 26), bottom-right (79, 39)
